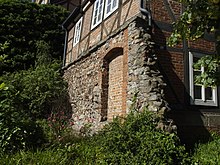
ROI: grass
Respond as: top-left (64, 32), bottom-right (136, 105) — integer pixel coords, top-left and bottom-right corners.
top-left (0, 147), bottom-right (73, 165)
top-left (1, 134), bottom-right (220, 165)
top-left (1, 111), bottom-right (220, 165)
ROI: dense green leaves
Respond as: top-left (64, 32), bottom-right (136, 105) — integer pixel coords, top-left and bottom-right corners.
top-left (95, 110), bottom-right (189, 164)
top-left (0, 0), bottom-right (69, 74)
top-left (169, 0), bottom-right (220, 86)
top-left (66, 109), bottom-right (189, 164)
top-left (192, 134), bottom-right (220, 164)
top-left (169, 0), bottom-right (220, 46)
top-left (0, 63), bottom-right (67, 119)
top-left (194, 55), bottom-right (220, 86)
top-left (0, 63), bottom-right (67, 152)
top-left (0, 0), bottom-right (69, 153)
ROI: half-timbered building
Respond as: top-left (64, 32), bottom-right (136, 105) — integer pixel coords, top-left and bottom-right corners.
top-left (62, 0), bottom-right (219, 144)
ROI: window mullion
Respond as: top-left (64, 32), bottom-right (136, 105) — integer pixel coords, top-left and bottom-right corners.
top-left (201, 66), bottom-right (205, 101)
top-left (202, 85), bottom-right (205, 102)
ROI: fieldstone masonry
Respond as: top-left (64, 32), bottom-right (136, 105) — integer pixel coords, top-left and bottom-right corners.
top-left (127, 18), bottom-right (173, 131)
top-left (64, 52), bottom-right (104, 134)
top-left (64, 17), bottom-right (173, 134)
top-left (127, 18), bottom-right (169, 115)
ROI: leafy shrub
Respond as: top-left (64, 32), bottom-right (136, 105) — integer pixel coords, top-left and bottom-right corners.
top-left (36, 110), bottom-right (73, 146)
top-left (94, 109), bottom-right (190, 164)
top-left (192, 134), bottom-right (220, 164)
top-left (47, 110), bottom-right (71, 141)
top-left (0, 62), bottom-right (67, 119)
top-left (64, 109), bottom-right (190, 164)
top-left (0, 63), bottom-right (68, 152)
top-left (0, 84), bottom-right (45, 152)
top-left (0, 107), bottom-right (191, 164)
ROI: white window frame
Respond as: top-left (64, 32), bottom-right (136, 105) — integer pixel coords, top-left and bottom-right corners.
top-left (73, 17), bottom-right (83, 47)
top-left (91, 0), bottom-right (104, 29)
top-left (104, 0), bottom-right (119, 19)
top-left (189, 52), bottom-right (218, 106)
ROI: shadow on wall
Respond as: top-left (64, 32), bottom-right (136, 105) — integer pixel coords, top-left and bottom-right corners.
top-left (51, 92), bottom-right (73, 122)
top-left (151, 23), bottom-right (212, 149)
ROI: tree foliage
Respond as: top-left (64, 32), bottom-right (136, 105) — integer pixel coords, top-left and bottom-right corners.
top-left (168, 0), bottom-right (220, 86)
top-left (0, 0), bottom-right (69, 74)
top-left (0, 63), bottom-right (68, 152)
top-left (0, 0), bottom-right (70, 153)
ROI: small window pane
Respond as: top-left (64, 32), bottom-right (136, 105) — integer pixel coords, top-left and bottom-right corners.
top-left (193, 71), bottom-right (201, 85)
top-left (98, 13), bottom-right (101, 21)
top-left (193, 56), bottom-right (200, 63)
top-left (92, 0), bottom-right (104, 28)
top-left (73, 18), bottom-right (82, 46)
top-left (194, 85), bottom-right (202, 99)
top-left (95, 9), bottom-right (98, 16)
top-left (107, 5), bottom-right (111, 13)
top-left (104, 0), bottom-right (118, 17)
top-left (113, 0), bottom-right (117, 8)
top-left (205, 87), bottom-right (213, 100)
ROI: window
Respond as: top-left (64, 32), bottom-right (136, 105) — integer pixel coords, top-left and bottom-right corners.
top-left (91, 0), bottom-right (104, 29)
top-left (73, 18), bottom-right (83, 47)
top-left (91, 0), bottom-right (119, 29)
top-left (104, 0), bottom-right (119, 18)
top-left (189, 52), bottom-right (218, 106)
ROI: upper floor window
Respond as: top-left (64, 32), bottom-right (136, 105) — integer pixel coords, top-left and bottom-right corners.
top-left (73, 18), bottom-right (83, 47)
top-left (91, 0), bottom-right (119, 29)
top-left (189, 52), bottom-right (218, 106)
top-left (91, 0), bottom-right (104, 29)
top-left (104, 0), bottom-right (119, 18)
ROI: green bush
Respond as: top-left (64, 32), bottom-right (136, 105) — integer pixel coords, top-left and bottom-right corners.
top-left (64, 109), bottom-right (190, 164)
top-left (0, 82), bottom-right (44, 153)
top-left (0, 0), bottom-right (70, 154)
top-left (94, 109), bottom-right (190, 165)
top-left (0, 63), bottom-right (67, 119)
top-left (0, 107), bottom-right (192, 164)
top-left (0, 63), bottom-right (68, 152)
top-left (192, 134), bottom-right (220, 164)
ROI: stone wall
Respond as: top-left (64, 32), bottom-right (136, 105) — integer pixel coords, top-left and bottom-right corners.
top-left (63, 17), bottom-right (171, 134)
top-left (127, 18), bottom-right (169, 118)
top-left (63, 52), bottom-right (104, 134)
top-left (63, 28), bottom-right (128, 134)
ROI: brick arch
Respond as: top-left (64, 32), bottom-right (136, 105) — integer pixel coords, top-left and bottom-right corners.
top-left (101, 47), bottom-right (127, 121)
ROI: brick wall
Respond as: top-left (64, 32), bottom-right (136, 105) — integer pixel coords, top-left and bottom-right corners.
top-left (63, 0), bottom-right (219, 137)
top-left (63, 17), bottom-right (170, 133)
top-left (108, 54), bottom-right (124, 120)
top-left (150, 0), bottom-right (216, 106)
top-left (150, 0), bottom-right (219, 142)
